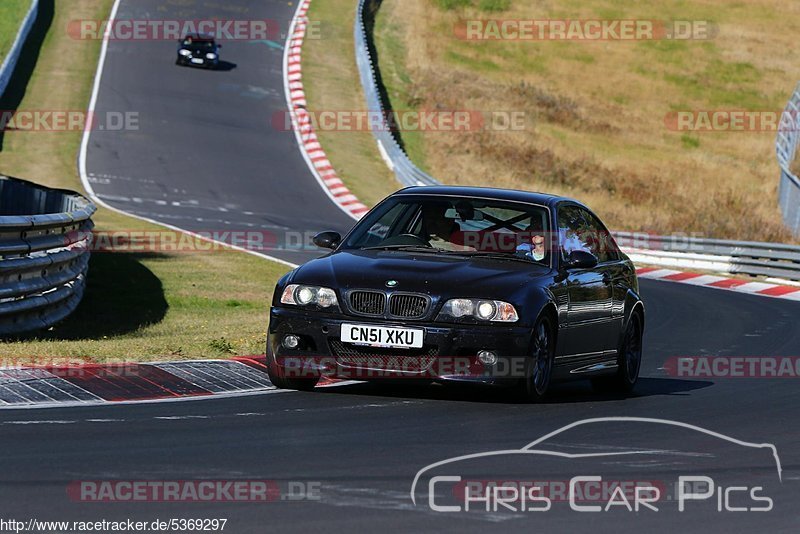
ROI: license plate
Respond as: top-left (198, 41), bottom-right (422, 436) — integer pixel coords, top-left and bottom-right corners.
top-left (191, 58), bottom-right (204, 64)
top-left (341, 324), bottom-right (424, 349)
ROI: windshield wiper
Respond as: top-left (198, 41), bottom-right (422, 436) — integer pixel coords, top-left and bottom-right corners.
top-left (464, 251), bottom-right (536, 264)
top-left (363, 245), bottom-right (442, 253)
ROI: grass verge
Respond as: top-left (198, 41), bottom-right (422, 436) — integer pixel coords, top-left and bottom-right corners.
top-left (302, 0), bottom-right (400, 207)
top-left (0, 0), bottom-right (30, 62)
top-left (0, 0), bottom-right (290, 362)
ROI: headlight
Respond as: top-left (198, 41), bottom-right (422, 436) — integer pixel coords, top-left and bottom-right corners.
top-left (179, 49), bottom-right (191, 56)
top-left (440, 298), bottom-right (518, 323)
top-left (280, 285), bottom-right (339, 309)
top-left (206, 53), bottom-right (217, 60)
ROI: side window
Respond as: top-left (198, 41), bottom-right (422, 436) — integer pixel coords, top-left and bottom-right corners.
top-left (557, 205), bottom-right (618, 263)
top-left (557, 205), bottom-right (593, 258)
top-left (579, 209), bottom-right (619, 263)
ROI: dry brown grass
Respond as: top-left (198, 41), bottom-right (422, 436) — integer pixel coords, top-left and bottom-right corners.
top-left (374, 0), bottom-right (800, 241)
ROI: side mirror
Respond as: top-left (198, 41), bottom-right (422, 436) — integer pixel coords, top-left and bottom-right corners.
top-left (313, 231), bottom-right (341, 250)
top-left (217, 44), bottom-right (223, 48)
top-left (564, 250), bottom-right (598, 270)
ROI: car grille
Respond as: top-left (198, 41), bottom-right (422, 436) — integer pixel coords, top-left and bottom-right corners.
top-left (389, 294), bottom-right (428, 318)
top-left (329, 340), bottom-right (438, 373)
top-left (349, 291), bottom-right (386, 315)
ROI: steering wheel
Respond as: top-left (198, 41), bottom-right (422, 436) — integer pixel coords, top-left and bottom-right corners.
top-left (399, 234), bottom-right (433, 247)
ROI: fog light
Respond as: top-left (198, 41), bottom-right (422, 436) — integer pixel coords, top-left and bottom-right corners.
top-left (478, 350), bottom-right (498, 366)
top-left (283, 335), bottom-right (301, 350)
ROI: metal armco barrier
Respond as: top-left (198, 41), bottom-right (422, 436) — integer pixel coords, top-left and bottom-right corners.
top-left (354, 0), bottom-right (439, 187)
top-left (0, 176), bottom-right (96, 335)
top-left (615, 232), bottom-right (800, 282)
top-left (776, 82), bottom-right (800, 236)
top-left (0, 0), bottom-right (39, 98)
top-left (354, 1), bottom-right (800, 282)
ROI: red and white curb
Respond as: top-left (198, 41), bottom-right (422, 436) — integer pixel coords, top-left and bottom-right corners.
top-left (637, 268), bottom-right (800, 301)
top-left (283, 0), bottom-right (369, 221)
top-left (0, 357), bottom-right (348, 409)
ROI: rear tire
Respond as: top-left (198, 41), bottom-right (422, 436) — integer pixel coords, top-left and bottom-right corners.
top-left (592, 312), bottom-right (643, 394)
top-left (515, 315), bottom-right (555, 402)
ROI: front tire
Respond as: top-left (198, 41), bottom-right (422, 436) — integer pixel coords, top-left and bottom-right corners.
top-left (267, 371), bottom-right (319, 392)
top-left (266, 344), bottom-right (319, 391)
top-left (515, 315), bottom-right (555, 402)
top-left (592, 312), bottom-right (643, 394)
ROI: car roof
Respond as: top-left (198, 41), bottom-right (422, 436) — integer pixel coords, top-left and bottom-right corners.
top-left (393, 185), bottom-right (577, 209)
top-left (183, 33), bottom-right (215, 41)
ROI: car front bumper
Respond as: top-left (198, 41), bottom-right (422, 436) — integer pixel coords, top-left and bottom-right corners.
top-left (268, 307), bottom-right (534, 385)
top-left (178, 56), bottom-right (219, 68)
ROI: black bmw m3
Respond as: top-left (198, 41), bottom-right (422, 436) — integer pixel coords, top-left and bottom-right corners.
top-left (267, 186), bottom-right (644, 401)
top-left (176, 33), bottom-right (221, 69)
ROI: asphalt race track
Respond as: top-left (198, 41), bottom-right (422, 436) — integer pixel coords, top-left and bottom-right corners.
top-left (11, 0), bottom-right (799, 532)
top-left (2, 281), bottom-right (800, 532)
top-left (83, 0), bottom-right (355, 265)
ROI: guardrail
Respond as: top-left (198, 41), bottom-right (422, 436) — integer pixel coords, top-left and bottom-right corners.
top-left (0, 175), bottom-right (96, 335)
top-left (776, 82), bottom-right (800, 236)
top-left (354, 0), bottom-right (800, 283)
top-left (354, 0), bottom-right (439, 187)
top-left (0, 0), bottom-right (39, 98)
top-left (615, 232), bottom-right (800, 282)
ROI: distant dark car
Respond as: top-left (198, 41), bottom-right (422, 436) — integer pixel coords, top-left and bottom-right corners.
top-left (176, 33), bottom-right (221, 69)
top-left (267, 186), bottom-right (645, 401)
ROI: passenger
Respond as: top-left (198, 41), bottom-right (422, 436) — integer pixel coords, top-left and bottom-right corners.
top-left (516, 218), bottom-right (547, 262)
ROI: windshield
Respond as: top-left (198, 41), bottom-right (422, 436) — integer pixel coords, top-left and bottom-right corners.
top-left (183, 39), bottom-right (215, 49)
top-left (342, 196), bottom-right (551, 265)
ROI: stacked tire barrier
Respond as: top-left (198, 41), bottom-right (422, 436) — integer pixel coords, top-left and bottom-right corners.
top-left (776, 82), bottom-right (800, 236)
top-left (0, 0), bottom-right (39, 98)
top-left (0, 176), bottom-right (95, 335)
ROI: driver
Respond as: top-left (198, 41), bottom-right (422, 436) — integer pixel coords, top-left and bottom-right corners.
top-left (421, 203), bottom-right (464, 251)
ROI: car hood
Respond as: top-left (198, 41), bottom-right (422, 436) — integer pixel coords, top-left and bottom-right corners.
top-left (290, 249), bottom-right (552, 298)
top-left (181, 45), bottom-right (216, 54)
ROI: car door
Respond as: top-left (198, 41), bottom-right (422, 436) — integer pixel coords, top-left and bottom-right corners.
top-left (557, 204), bottom-right (615, 358)
top-left (580, 208), bottom-right (630, 340)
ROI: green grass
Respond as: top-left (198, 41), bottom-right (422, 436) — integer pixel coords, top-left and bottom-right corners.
top-left (0, 0), bottom-right (30, 62)
top-left (681, 134), bottom-right (700, 149)
top-left (0, 0), bottom-right (291, 362)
